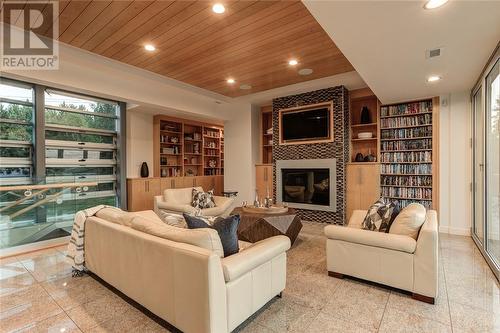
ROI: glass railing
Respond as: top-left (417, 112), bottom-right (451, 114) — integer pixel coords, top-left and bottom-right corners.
top-left (0, 178), bottom-right (115, 249)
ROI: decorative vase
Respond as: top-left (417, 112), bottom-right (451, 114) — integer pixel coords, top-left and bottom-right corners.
top-left (140, 162), bottom-right (149, 178)
top-left (355, 153), bottom-right (364, 162)
top-left (360, 106), bottom-right (372, 124)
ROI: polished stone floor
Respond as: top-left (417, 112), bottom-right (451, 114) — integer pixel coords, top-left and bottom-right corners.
top-left (1, 221), bottom-right (499, 333)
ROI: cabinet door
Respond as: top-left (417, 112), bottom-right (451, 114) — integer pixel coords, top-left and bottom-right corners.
top-left (160, 178), bottom-right (172, 192)
top-left (172, 177), bottom-right (185, 189)
top-left (264, 166), bottom-right (273, 197)
top-left (182, 177), bottom-right (196, 188)
top-left (255, 166), bottom-right (266, 198)
top-left (214, 175), bottom-right (224, 196)
top-left (359, 164), bottom-right (380, 210)
top-left (345, 165), bottom-right (361, 221)
top-left (195, 176), bottom-right (212, 191)
top-left (127, 179), bottom-right (147, 212)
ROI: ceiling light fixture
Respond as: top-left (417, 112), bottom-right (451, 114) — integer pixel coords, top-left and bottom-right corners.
top-left (212, 3), bottom-right (225, 14)
top-left (227, 78), bottom-right (235, 84)
top-left (427, 75), bottom-right (442, 82)
top-left (423, 0), bottom-right (448, 10)
top-left (239, 84), bottom-right (252, 90)
top-left (288, 59), bottom-right (298, 66)
top-left (144, 44), bottom-right (156, 52)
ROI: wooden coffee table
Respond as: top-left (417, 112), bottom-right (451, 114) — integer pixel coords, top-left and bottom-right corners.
top-left (232, 207), bottom-right (303, 244)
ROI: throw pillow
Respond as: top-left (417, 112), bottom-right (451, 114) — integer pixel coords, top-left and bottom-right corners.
top-left (362, 198), bottom-right (400, 232)
top-left (389, 203), bottom-right (426, 240)
top-left (184, 213), bottom-right (240, 257)
top-left (157, 210), bottom-right (187, 228)
top-left (191, 188), bottom-right (216, 209)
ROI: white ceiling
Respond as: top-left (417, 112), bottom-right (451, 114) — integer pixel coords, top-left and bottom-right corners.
top-left (304, 0), bottom-right (500, 104)
top-left (234, 70), bottom-right (367, 105)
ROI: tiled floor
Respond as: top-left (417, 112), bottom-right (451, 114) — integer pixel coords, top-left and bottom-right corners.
top-left (1, 222), bottom-right (499, 333)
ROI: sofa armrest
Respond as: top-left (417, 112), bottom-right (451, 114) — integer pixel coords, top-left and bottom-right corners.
top-left (221, 235), bottom-right (291, 282)
top-left (201, 196), bottom-right (234, 217)
top-left (348, 210), bottom-right (368, 228)
top-left (414, 210), bottom-right (439, 298)
top-left (156, 200), bottom-right (197, 214)
top-left (324, 225), bottom-right (417, 253)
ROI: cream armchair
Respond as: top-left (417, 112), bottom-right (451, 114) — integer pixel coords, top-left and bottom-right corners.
top-left (324, 209), bottom-right (438, 303)
top-left (154, 187), bottom-right (234, 217)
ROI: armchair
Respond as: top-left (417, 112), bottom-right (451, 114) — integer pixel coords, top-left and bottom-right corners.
top-left (154, 187), bottom-right (234, 217)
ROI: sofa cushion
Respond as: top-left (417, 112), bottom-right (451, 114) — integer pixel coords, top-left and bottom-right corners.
top-left (389, 203), bottom-right (426, 240)
top-left (184, 214), bottom-right (240, 257)
top-left (130, 215), bottom-right (224, 257)
top-left (191, 188), bottom-right (216, 209)
top-left (362, 199), bottom-right (399, 232)
top-left (324, 225), bottom-right (417, 253)
top-left (164, 187), bottom-right (203, 205)
top-left (157, 210), bottom-right (187, 228)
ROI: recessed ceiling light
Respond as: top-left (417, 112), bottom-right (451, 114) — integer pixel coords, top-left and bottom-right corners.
top-left (424, 0), bottom-right (448, 9)
top-left (427, 75), bottom-right (442, 82)
top-left (212, 3), bottom-right (225, 14)
top-left (298, 68), bottom-right (313, 76)
top-left (227, 78), bottom-right (235, 84)
top-left (144, 44), bottom-right (156, 52)
top-left (240, 84), bottom-right (252, 90)
top-left (288, 59), bottom-right (298, 66)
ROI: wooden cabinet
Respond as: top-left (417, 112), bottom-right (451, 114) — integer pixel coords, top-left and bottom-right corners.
top-left (127, 178), bottom-right (161, 212)
top-left (345, 163), bottom-right (380, 221)
top-left (255, 164), bottom-right (273, 198)
top-left (127, 175), bottom-right (224, 212)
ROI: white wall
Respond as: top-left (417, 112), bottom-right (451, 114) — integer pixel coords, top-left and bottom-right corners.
top-left (126, 111), bottom-right (154, 178)
top-left (221, 103), bottom-right (260, 204)
top-left (439, 91), bottom-right (472, 235)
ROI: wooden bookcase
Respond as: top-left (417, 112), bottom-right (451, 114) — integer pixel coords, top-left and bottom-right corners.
top-left (349, 88), bottom-right (380, 163)
top-left (379, 97), bottom-right (439, 210)
top-left (260, 105), bottom-right (273, 164)
top-left (153, 115), bottom-right (224, 178)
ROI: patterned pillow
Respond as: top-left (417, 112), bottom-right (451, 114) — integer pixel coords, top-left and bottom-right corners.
top-left (191, 188), bottom-right (216, 209)
top-left (362, 198), bottom-right (400, 232)
top-left (157, 210), bottom-right (187, 228)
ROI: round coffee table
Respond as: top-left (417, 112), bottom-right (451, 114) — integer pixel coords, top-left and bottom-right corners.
top-left (232, 207), bottom-right (303, 245)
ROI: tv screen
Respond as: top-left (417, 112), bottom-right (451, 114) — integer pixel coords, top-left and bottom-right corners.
top-left (281, 107), bottom-right (330, 142)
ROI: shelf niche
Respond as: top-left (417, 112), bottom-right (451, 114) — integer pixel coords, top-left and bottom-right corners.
top-left (153, 115), bottom-right (224, 178)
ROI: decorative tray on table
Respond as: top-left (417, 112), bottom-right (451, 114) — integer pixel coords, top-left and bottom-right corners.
top-left (241, 205), bottom-right (289, 214)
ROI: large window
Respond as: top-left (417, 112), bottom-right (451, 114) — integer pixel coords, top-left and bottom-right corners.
top-left (44, 89), bottom-right (119, 209)
top-left (0, 80), bottom-right (34, 185)
top-left (0, 77), bottom-right (125, 249)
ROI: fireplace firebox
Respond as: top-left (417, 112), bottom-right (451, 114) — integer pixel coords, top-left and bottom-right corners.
top-left (276, 159), bottom-right (336, 212)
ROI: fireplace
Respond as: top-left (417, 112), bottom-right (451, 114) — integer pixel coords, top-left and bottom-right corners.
top-left (276, 159), bottom-right (336, 212)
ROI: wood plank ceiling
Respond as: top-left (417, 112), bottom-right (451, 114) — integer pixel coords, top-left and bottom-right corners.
top-left (7, 0), bottom-right (355, 97)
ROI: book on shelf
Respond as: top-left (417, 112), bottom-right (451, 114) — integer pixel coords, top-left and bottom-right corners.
top-left (380, 100), bottom-right (433, 117)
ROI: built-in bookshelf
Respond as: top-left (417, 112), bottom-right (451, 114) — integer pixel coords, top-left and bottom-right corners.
top-left (379, 98), bottom-right (439, 209)
top-left (153, 116), bottom-right (224, 177)
top-left (350, 92), bottom-right (380, 162)
top-left (261, 105), bottom-right (273, 164)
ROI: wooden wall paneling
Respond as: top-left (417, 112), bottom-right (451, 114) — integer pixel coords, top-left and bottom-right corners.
top-left (69, 0), bottom-right (132, 47)
top-left (91, 1), bottom-right (174, 54)
top-left (80, 1), bottom-right (154, 51)
top-left (126, 1), bottom-right (258, 66)
top-left (105, 1), bottom-right (198, 59)
top-left (153, 117), bottom-right (160, 177)
top-left (40, 0), bottom-right (354, 97)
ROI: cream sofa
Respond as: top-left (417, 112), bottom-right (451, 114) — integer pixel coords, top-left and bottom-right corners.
top-left (84, 208), bottom-right (290, 333)
top-left (324, 209), bottom-right (438, 303)
top-left (154, 186), bottom-right (234, 217)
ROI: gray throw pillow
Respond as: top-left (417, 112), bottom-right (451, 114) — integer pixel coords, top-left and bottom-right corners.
top-left (184, 213), bottom-right (240, 257)
top-left (191, 188), bottom-right (216, 209)
top-left (362, 198), bottom-right (400, 233)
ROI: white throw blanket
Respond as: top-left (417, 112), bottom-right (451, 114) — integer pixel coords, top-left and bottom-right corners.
top-left (67, 205), bottom-right (110, 276)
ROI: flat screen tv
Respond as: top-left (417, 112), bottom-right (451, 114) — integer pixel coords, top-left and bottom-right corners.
top-left (280, 103), bottom-right (333, 144)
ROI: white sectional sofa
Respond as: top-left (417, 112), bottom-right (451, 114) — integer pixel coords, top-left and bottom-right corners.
top-left (324, 209), bottom-right (438, 303)
top-left (84, 208), bottom-right (290, 333)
